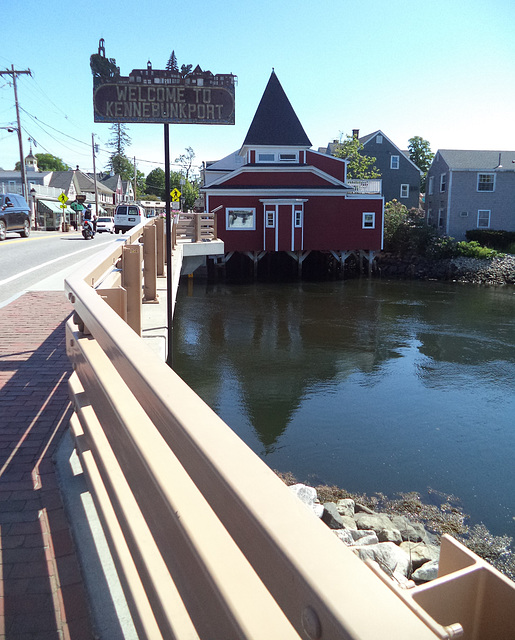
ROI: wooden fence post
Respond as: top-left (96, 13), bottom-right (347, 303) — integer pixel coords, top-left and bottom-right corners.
top-left (122, 244), bottom-right (142, 335)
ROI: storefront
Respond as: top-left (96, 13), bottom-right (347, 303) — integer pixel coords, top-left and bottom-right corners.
top-left (37, 200), bottom-right (76, 231)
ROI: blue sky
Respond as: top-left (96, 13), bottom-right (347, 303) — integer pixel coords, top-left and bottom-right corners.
top-left (1, 0), bottom-right (514, 178)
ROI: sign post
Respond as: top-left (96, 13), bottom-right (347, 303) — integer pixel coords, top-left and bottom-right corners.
top-left (91, 39), bottom-right (236, 366)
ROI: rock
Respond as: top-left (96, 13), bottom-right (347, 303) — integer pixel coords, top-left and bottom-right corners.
top-left (355, 503), bottom-right (375, 514)
top-left (289, 484), bottom-right (324, 518)
top-left (336, 498), bottom-right (355, 517)
top-left (340, 515), bottom-right (358, 530)
top-left (390, 515), bottom-right (425, 542)
top-left (377, 528), bottom-right (403, 544)
top-left (349, 529), bottom-right (378, 546)
top-left (400, 542), bottom-right (440, 569)
top-left (322, 502), bottom-right (344, 529)
top-left (333, 528), bottom-right (378, 547)
top-left (333, 529), bottom-right (355, 546)
top-left (412, 560), bottom-right (439, 582)
top-left (355, 513), bottom-right (394, 534)
top-left (353, 542), bottom-right (411, 578)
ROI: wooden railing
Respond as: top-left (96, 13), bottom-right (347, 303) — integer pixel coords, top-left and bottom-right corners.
top-left (64, 215), bottom-right (515, 639)
top-left (174, 211), bottom-right (217, 243)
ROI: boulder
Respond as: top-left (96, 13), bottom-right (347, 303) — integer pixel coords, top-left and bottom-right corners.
top-left (377, 528), bottom-right (403, 544)
top-left (340, 515), bottom-right (358, 530)
top-left (412, 560), bottom-right (439, 582)
top-left (355, 512), bottom-right (395, 534)
top-left (353, 542), bottom-right (411, 578)
top-left (390, 515), bottom-right (425, 542)
top-left (322, 502), bottom-right (344, 529)
top-left (333, 529), bottom-right (355, 546)
top-left (400, 541), bottom-right (440, 569)
top-left (289, 484), bottom-right (323, 518)
top-left (336, 498), bottom-right (355, 517)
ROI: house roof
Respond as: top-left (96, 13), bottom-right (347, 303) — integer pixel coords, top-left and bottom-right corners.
top-left (359, 130), bottom-right (422, 174)
top-left (241, 71), bottom-right (311, 148)
top-left (437, 149), bottom-right (515, 171)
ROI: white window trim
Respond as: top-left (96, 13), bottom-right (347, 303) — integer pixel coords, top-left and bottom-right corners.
top-left (440, 173), bottom-right (447, 193)
top-left (279, 152), bottom-right (298, 162)
top-left (376, 135), bottom-right (383, 144)
top-left (428, 175), bottom-right (434, 195)
top-left (362, 212), bottom-right (375, 229)
top-left (226, 207), bottom-right (256, 230)
top-left (438, 208), bottom-right (445, 228)
top-left (477, 173), bottom-right (496, 192)
top-left (477, 210), bottom-right (491, 228)
top-left (390, 155), bottom-right (399, 169)
top-left (257, 152), bottom-right (275, 163)
top-left (400, 184), bottom-right (409, 198)
top-left (265, 209), bottom-right (276, 228)
top-left (294, 209), bottom-right (303, 228)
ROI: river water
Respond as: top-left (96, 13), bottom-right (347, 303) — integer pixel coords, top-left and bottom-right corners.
top-left (172, 277), bottom-right (515, 537)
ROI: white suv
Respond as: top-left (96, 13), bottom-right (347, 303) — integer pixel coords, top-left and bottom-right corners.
top-left (96, 216), bottom-right (115, 233)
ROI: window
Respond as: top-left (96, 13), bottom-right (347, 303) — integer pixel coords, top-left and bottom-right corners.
top-left (477, 173), bottom-right (495, 192)
top-left (226, 208), bottom-right (256, 230)
top-left (438, 208), bottom-right (445, 228)
top-left (376, 135), bottom-right (383, 144)
top-left (460, 211), bottom-right (468, 218)
top-left (265, 209), bottom-right (276, 228)
top-left (362, 212), bottom-right (375, 229)
top-left (400, 184), bottom-right (409, 198)
top-left (257, 153), bottom-right (275, 162)
top-left (427, 208), bottom-right (432, 224)
top-left (279, 153), bottom-right (297, 162)
top-left (477, 210), bottom-right (491, 228)
top-left (390, 155), bottom-right (399, 169)
top-left (294, 208), bottom-right (303, 228)
top-left (440, 173), bottom-right (447, 193)
top-left (428, 176), bottom-right (434, 195)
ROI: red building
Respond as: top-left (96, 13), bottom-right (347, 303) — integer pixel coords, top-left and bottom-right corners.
top-left (202, 71), bottom-right (383, 274)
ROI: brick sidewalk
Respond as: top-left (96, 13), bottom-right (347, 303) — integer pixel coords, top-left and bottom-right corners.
top-left (0, 292), bottom-right (93, 639)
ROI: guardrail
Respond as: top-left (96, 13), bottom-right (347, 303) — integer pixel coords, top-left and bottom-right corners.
top-left (175, 210), bottom-right (218, 243)
top-left (64, 215), bottom-right (515, 639)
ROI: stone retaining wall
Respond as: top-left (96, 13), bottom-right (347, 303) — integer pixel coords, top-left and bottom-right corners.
top-left (374, 253), bottom-right (515, 286)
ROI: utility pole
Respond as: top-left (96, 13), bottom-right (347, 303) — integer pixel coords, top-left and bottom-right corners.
top-left (0, 66), bottom-right (31, 199)
top-left (92, 134), bottom-right (100, 218)
top-left (133, 156), bottom-right (137, 202)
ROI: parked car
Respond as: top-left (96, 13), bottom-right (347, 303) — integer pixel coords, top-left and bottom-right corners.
top-left (0, 193), bottom-right (31, 241)
top-left (96, 216), bottom-right (115, 233)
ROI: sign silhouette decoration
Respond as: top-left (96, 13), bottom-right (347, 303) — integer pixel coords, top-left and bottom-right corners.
top-left (58, 193), bottom-right (68, 204)
top-left (170, 188), bottom-right (181, 201)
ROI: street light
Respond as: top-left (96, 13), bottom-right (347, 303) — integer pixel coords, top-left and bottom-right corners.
top-left (0, 125), bottom-right (27, 199)
top-left (30, 187), bottom-right (37, 230)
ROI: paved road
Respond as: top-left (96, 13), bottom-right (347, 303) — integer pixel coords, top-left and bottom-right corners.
top-left (0, 229), bottom-right (122, 306)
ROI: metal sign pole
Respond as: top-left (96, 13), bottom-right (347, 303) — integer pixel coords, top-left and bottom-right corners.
top-left (164, 124), bottom-right (173, 367)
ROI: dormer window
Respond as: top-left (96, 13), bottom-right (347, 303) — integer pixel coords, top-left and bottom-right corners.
top-left (256, 150), bottom-right (298, 163)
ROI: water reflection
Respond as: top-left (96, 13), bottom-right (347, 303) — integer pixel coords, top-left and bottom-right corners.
top-left (172, 278), bottom-right (515, 533)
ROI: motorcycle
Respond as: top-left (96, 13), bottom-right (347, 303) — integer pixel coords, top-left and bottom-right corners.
top-left (82, 219), bottom-right (95, 240)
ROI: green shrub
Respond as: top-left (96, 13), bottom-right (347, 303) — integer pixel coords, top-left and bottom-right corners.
top-left (456, 240), bottom-right (503, 259)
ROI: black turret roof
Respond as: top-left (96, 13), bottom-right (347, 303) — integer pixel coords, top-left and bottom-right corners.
top-left (242, 71), bottom-right (311, 148)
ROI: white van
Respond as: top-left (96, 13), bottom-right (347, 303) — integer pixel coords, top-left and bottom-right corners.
top-left (114, 203), bottom-right (146, 234)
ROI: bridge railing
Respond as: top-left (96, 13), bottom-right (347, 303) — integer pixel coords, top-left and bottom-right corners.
top-left (64, 216), bottom-right (515, 640)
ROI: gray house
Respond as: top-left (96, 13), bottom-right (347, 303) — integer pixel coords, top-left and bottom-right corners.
top-left (320, 130), bottom-right (421, 209)
top-left (359, 130), bottom-right (421, 209)
top-left (424, 150), bottom-right (515, 240)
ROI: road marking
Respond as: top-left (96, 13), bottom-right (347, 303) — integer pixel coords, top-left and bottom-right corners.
top-left (0, 242), bottom-right (113, 286)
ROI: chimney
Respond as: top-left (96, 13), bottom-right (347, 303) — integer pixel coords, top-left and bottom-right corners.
top-left (352, 129), bottom-right (359, 139)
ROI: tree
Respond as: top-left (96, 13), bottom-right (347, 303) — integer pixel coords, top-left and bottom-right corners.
top-left (108, 154), bottom-right (134, 182)
top-left (408, 136), bottom-right (434, 192)
top-left (135, 170), bottom-right (146, 198)
top-left (174, 147), bottom-right (196, 182)
top-left (332, 134), bottom-right (381, 179)
top-left (107, 123), bottom-right (131, 156)
top-left (145, 167), bottom-right (166, 199)
top-left (180, 64), bottom-right (193, 78)
top-left (166, 51), bottom-right (179, 72)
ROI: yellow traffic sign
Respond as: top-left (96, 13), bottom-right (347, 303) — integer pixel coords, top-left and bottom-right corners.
top-left (58, 192), bottom-right (68, 204)
top-left (170, 188), bottom-right (181, 201)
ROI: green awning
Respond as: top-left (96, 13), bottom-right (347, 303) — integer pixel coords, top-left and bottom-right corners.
top-left (38, 199), bottom-right (75, 215)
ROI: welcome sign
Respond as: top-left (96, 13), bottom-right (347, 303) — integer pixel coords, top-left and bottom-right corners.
top-left (91, 40), bottom-right (235, 125)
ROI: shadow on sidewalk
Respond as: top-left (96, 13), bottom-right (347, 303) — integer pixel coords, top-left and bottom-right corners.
top-left (0, 294), bottom-right (93, 638)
